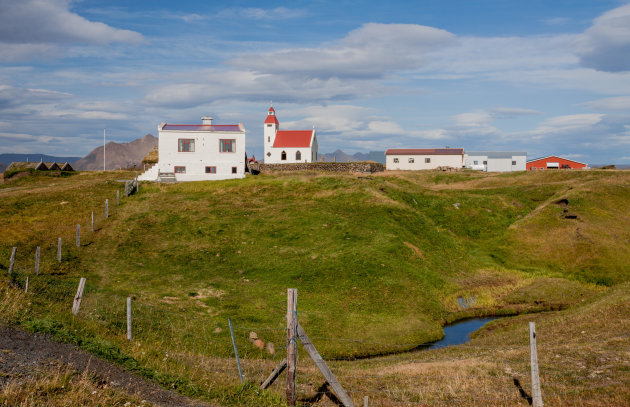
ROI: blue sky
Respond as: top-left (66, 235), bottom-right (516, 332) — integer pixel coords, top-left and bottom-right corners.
top-left (1, 0), bottom-right (630, 164)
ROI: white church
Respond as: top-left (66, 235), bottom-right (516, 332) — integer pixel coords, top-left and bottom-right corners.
top-left (263, 106), bottom-right (318, 163)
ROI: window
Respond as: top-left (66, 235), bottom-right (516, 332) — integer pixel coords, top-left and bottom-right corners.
top-left (232, 166), bottom-right (237, 174)
top-left (296, 151), bottom-right (301, 160)
top-left (268, 136), bottom-right (270, 142)
top-left (512, 160), bottom-right (517, 166)
top-left (408, 158), bottom-right (414, 163)
top-left (174, 166), bottom-right (186, 173)
top-left (205, 166), bottom-right (216, 174)
top-left (281, 151), bottom-right (287, 161)
top-left (178, 139), bottom-right (194, 152)
top-left (393, 158), bottom-right (399, 163)
top-left (219, 139), bottom-right (235, 153)
top-left (267, 152), bottom-right (271, 157)
top-left (473, 160), bottom-right (478, 165)
top-left (267, 124), bottom-right (272, 127)
top-left (425, 158), bottom-right (431, 163)
top-left (483, 160), bottom-right (487, 165)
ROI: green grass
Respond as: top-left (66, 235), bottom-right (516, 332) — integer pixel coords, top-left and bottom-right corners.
top-left (1, 169), bottom-right (629, 405)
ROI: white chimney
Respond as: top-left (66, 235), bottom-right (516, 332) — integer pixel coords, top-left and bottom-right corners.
top-left (201, 116), bottom-right (213, 125)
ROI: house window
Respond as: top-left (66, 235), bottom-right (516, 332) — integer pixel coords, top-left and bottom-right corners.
top-left (220, 139), bottom-right (235, 153)
top-left (512, 160), bottom-right (517, 165)
top-left (425, 158), bottom-right (431, 163)
top-left (267, 124), bottom-right (272, 127)
top-left (267, 152), bottom-right (271, 157)
top-left (205, 166), bottom-right (216, 174)
top-left (408, 158), bottom-right (414, 163)
top-left (474, 160), bottom-right (478, 165)
top-left (296, 151), bottom-right (301, 160)
top-left (483, 161), bottom-right (487, 165)
top-left (174, 166), bottom-right (186, 173)
top-left (393, 158), bottom-right (399, 163)
top-left (281, 151), bottom-right (287, 160)
top-left (178, 139), bottom-right (194, 152)
top-left (232, 166), bottom-right (237, 174)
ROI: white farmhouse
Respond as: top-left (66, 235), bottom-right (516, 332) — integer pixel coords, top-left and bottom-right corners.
top-left (263, 106), bottom-right (318, 163)
top-left (465, 151), bottom-right (527, 172)
top-left (385, 148), bottom-right (465, 170)
top-left (138, 117), bottom-right (246, 182)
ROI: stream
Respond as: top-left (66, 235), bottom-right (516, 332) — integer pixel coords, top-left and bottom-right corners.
top-left (428, 317), bottom-right (498, 350)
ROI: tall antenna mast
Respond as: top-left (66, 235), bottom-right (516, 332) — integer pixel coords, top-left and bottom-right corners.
top-left (103, 128), bottom-right (106, 171)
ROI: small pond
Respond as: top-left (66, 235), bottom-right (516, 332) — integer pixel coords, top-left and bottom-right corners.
top-left (428, 317), bottom-right (498, 350)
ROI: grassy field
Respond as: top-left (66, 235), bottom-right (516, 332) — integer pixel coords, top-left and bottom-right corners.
top-left (1, 169), bottom-right (629, 406)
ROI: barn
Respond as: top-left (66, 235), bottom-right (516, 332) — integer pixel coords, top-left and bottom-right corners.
top-left (526, 156), bottom-right (588, 170)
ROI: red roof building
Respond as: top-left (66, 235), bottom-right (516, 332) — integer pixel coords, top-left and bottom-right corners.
top-left (263, 106), bottom-right (318, 163)
top-left (526, 156), bottom-right (588, 170)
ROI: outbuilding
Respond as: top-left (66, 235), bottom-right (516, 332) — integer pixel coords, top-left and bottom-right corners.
top-left (526, 156), bottom-right (588, 170)
top-left (465, 151), bottom-right (527, 172)
top-left (385, 148), bottom-right (465, 170)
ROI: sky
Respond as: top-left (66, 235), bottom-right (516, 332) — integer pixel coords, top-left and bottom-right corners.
top-left (1, 0), bottom-right (630, 164)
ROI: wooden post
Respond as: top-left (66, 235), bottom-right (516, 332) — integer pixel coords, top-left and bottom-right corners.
top-left (116, 190), bottom-right (120, 206)
top-left (35, 246), bottom-right (40, 275)
top-left (72, 277), bottom-right (86, 315)
top-left (24, 276), bottom-right (29, 293)
top-left (76, 224), bottom-right (80, 247)
top-left (127, 297), bottom-right (132, 341)
top-left (297, 322), bottom-right (354, 407)
top-left (364, 396), bottom-right (369, 407)
top-left (529, 322), bottom-right (543, 407)
top-left (91, 211), bottom-right (94, 232)
top-left (105, 199), bottom-right (109, 219)
top-left (9, 246), bottom-right (16, 274)
top-left (57, 238), bottom-right (61, 262)
top-left (286, 288), bottom-right (297, 405)
top-left (260, 358), bottom-right (287, 390)
top-left (228, 318), bottom-right (244, 383)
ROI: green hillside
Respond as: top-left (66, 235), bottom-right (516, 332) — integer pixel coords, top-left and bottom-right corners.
top-left (1, 169), bottom-right (629, 405)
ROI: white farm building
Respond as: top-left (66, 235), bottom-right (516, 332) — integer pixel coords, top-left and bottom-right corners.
top-left (263, 106), bottom-right (318, 163)
top-left (385, 148), bottom-right (465, 170)
top-left (138, 117), bottom-right (246, 182)
top-left (465, 151), bottom-right (527, 172)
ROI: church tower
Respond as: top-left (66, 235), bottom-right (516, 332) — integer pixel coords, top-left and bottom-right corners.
top-left (263, 106), bottom-right (279, 160)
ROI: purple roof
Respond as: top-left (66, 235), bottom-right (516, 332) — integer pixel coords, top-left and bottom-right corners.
top-left (162, 124), bottom-right (242, 132)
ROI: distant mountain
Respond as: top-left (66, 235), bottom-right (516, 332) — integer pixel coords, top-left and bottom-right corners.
top-left (0, 153), bottom-right (81, 166)
top-left (75, 134), bottom-right (157, 171)
top-left (320, 149), bottom-right (385, 164)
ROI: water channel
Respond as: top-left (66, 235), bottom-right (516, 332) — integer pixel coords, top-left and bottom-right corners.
top-left (428, 317), bottom-right (498, 350)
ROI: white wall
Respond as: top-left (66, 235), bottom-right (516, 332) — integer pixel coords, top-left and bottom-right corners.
top-left (266, 146), bottom-right (313, 164)
top-left (155, 128), bottom-right (246, 181)
top-left (386, 154), bottom-right (464, 170)
top-left (465, 154), bottom-right (526, 172)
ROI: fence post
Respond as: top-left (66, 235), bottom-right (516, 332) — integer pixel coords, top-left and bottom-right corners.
top-left (228, 318), bottom-right (244, 383)
top-left (57, 238), bottom-right (62, 262)
top-left (9, 246), bottom-right (17, 274)
top-left (72, 277), bottom-right (86, 315)
top-left (76, 224), bottom-right (80, 247)
top-left (25, 276), bottom-right (29, 293)
top-left (127, 297), bottom-right (132, 341)
top-left (116, 190), bottom-right (120, 206)
top-left (35, 246), bottom-right (40, 275)
top-left (105, 199), bottom-right (109, 219)
top-left (529, 322), bottom-right (543, 407)
top-left (91, 211), bottom-right (94, 232)
top-left (286, 288), bottom-right (297, 406)
top-left (364, 396), bottom-right (369, 407)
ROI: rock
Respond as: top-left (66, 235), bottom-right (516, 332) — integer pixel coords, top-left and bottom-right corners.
top-left (265, 342), bottom-right (275, 355)
top-left (213, 327), bottom-right (222, 334)
top-left (248, 332), bottom-right (258, 342)
top-left (253, 339), bottom-right (264, 350)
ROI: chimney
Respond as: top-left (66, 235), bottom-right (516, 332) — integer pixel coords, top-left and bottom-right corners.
top-left (201, 116), bottom-right (213, 125)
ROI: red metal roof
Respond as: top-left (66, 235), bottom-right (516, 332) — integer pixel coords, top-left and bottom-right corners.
top-left (526, 156), bottom-right (586, 165)
top-left (385, 148), bottom-right (464, 156)
top-left (162, 124), bottom-right (242, 132)
top-left (268, 106), bottom-right (275, 113)
top-left (264, 114), bottom-right (279, 125)
top-left (273, 130), bottom-right (313, 148)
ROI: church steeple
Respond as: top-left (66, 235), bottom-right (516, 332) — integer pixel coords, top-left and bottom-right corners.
top-left (264, 105), bottom-right (279, 159)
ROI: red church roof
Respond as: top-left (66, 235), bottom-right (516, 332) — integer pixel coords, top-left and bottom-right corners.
top-left (273, 130), bottom-right (313, 148)
top-left (264, 115), bottom-right (279, 125)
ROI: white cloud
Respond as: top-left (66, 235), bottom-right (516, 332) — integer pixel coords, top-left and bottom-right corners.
top-left (230, 23), bottom-right (456, 79)
top-left (576, 3), bottom-right (630, 72)
top-left (218, 7), bottom-right (306, 20)
top-left (581, 96), bottom-right (630, 111)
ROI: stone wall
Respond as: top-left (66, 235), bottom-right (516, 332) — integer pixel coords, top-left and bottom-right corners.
top-left (253, 162), bottom-right (385, 174)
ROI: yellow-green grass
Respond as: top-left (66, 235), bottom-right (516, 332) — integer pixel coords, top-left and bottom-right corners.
top-left (1, 169), bottom-right (629, 405)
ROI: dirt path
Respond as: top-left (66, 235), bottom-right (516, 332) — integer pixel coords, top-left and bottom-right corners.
top-left (0, 325), bottom-right (216, 407)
